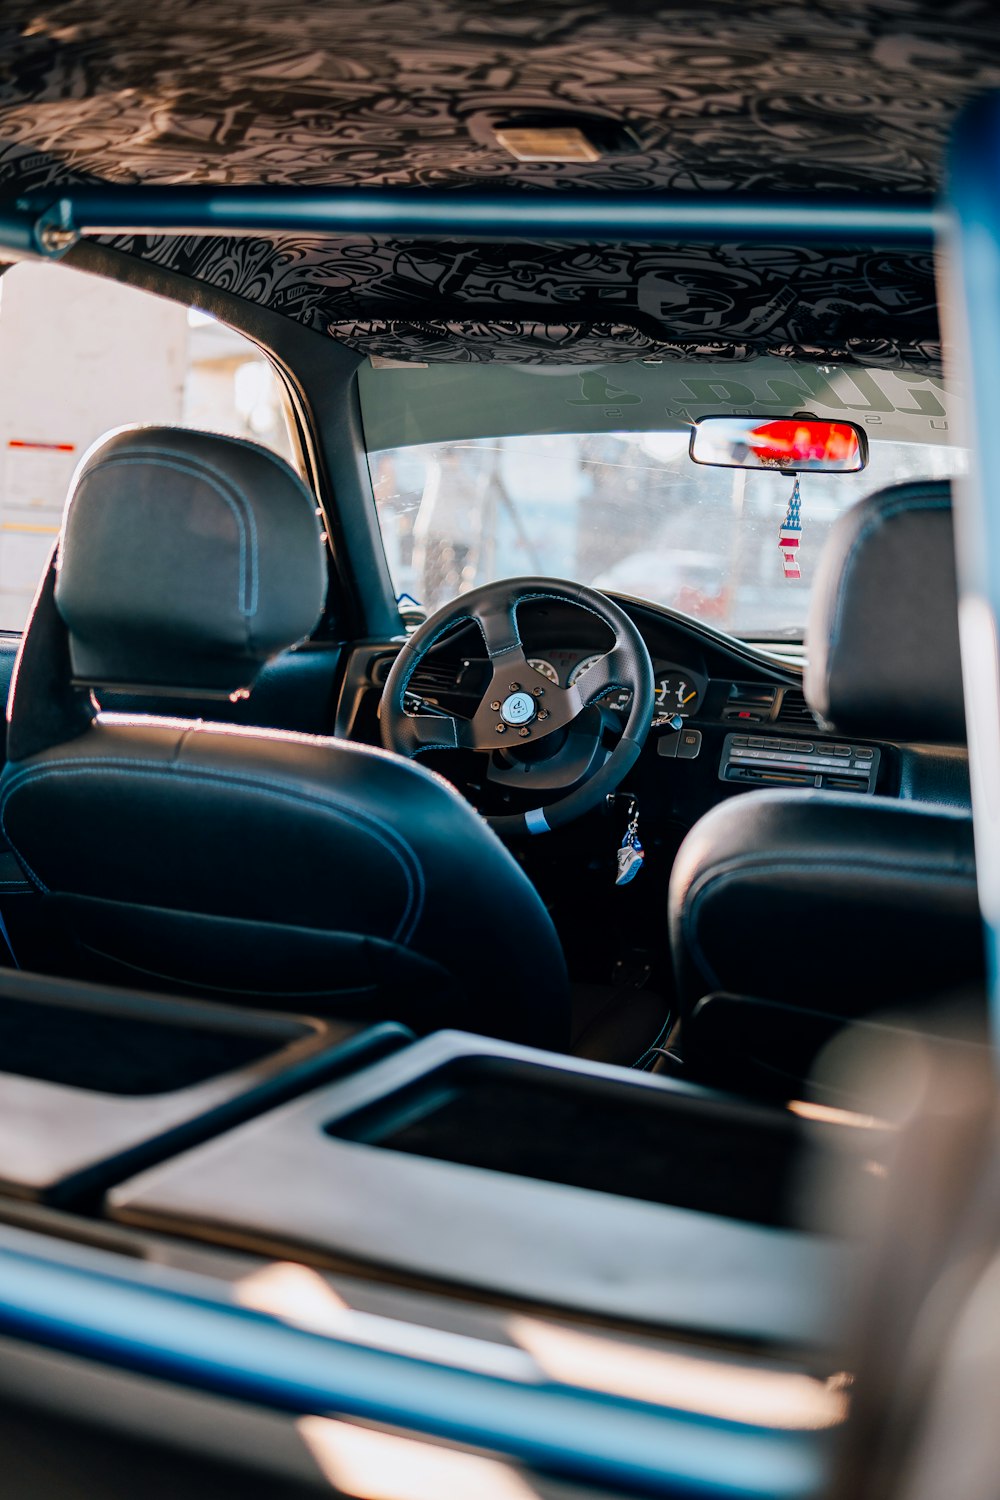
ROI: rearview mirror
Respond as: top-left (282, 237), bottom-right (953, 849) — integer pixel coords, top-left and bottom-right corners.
top-left (689, 415), bottom-right (867, 473)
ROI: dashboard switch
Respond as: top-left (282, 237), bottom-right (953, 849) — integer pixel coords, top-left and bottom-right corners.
top-left (677, 730), bottom-right (703, 760)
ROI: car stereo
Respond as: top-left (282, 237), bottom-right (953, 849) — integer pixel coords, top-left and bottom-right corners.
top-left (719, 733), bottom-right (880, 793)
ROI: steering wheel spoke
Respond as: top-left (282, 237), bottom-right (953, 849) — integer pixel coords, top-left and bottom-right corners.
top-left (473, 596), bottom-right (523, 661)
top-left (568, 645), bottom-right (631, 711)
top-left (396, 709), bottom-right (474, 756)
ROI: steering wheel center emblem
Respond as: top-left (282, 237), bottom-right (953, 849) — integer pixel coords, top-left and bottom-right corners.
top-left (501, 691), bottom-right (536, 726)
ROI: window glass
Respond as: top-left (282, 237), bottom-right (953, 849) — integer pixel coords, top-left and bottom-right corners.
top-left (361, 359), bottom-right (966, 641)
top-left (0, 261), bottom-right (295, 631)
top-left (371, 431), bottom-right (966, 639)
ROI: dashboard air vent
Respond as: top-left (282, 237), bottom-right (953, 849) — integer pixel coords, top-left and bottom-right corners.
top-left (722, 684), bottom-right (778, 724)
top-left (775, 688), bottom-right (821, 728)
top-left (369, 655), bottom-right (460, 695)
top-left (407, 659), bottom-right (462, 697)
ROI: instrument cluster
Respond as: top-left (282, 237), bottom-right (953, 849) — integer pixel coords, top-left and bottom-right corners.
top-left (525, 651), bottom-right (707, 719)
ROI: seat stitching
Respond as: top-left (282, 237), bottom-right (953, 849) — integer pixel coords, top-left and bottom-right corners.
top-left (97, 711), bottom-right (487, 815)
top-left (189, 429), bottom-right (318, 508)
top-left (1, 760), bottom-right (426, 944)
top-left (0, 830), bottom-right (46, 893)
top-left (1, 762), bottom-right (423, 942)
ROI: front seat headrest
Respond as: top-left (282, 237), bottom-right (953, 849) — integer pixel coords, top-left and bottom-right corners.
top-left (805, 478), bottom-right (965, 744)
top-left (54, 426), bottom-right (326, 696)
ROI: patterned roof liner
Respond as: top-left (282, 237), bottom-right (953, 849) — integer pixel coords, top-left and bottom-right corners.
top-left (104, 231), bottom-right (943, 370)
top-left (0, 0), bottom-right (996, 365)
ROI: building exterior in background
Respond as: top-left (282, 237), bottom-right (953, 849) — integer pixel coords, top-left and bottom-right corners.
top-left (0, 263), bottom-right (291, 631)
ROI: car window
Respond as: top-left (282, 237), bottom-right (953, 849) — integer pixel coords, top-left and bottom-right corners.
top-left (362, 359), bottom-right (968, 641)
top-left (0, 261), bottom-right (297, 633)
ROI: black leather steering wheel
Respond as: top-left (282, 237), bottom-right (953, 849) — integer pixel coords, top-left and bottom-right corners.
top-left (380, 576), bottom-right (655, 837)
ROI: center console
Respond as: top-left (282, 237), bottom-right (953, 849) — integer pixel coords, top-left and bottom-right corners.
top-left (106, 1030), bottom-right (884, 1347)
top-left (0, 969), bottom-right (409, 1205)
top-left (0, 966), bottom-right (891, 1354)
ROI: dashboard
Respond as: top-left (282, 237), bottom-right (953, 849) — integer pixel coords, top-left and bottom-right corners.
top-left (524, 650), bottom-right (707, 720)
top-left (335, 591), bottom-right (970, 1025)
top-left (344, 591), bottom-right (970, 821)
top-left (391, 595), bottom-right (814, 751)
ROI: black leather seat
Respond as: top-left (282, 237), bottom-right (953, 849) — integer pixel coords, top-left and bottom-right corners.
top-left (668, 479), bottom-right (985, 1028)
top-left (0, 427), bottom-right (570, 1051)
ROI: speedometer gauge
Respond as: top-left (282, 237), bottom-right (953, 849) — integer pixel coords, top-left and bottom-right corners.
top-left (527, 658), bottom-right (559, 684)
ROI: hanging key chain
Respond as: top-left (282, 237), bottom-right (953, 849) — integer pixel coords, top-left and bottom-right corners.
top-left (616, 798), bottom-right (645, 886)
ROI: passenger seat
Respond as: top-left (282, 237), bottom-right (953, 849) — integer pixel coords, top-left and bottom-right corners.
top-left (667, 479), bottom-right (984, 1057)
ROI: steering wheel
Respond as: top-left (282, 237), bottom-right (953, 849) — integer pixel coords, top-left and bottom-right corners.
top-left (380, 577), bottom-right (655, 837)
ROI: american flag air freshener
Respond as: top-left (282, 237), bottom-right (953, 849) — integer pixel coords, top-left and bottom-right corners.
top-left (778, 476), bottom-right (802, 580)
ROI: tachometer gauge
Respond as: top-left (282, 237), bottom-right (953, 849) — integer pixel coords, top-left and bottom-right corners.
top-left (527, 657), bottom-right (559, 685)
top-left (656, 672), bottom-right (701, 717)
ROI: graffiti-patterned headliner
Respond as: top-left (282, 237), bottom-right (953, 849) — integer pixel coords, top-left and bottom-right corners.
top-left (0, 0), bottom-right (997, 365)
top-left (104, 231), bottom-right (945, 368)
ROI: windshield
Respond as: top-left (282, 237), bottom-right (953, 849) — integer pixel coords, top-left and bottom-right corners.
top-left (362, 360), bottom-right (967, 640)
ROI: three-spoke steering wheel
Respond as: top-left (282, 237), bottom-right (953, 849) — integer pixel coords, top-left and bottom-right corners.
top-left (380, 577), bottom-right (655, 836)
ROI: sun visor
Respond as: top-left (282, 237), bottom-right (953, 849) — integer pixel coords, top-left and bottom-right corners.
top-left (357, 356), bottom-right (960, 452)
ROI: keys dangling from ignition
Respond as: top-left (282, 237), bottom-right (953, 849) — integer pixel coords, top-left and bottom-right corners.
top-left (616, 800), bottom-right (645, 886)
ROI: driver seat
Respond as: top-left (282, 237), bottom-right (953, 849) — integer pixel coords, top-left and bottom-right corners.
top-left (0, 427), bottom-right (570, 1051)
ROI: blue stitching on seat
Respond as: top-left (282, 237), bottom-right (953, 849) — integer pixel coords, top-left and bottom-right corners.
top-left (86, 451), bottom-right (260, 617)
top-left (112, 446), bottom-right (262, 613)
top-left (96, 450), bottom-right (259, 616)
top-left (0, 759), bottom-right (426, 944)
top-left (1, 761), bottom-right (424, 942)
top-left (0, 906), bottom-right (18, 969)
top-left (0, 827), bottom-right (46, 893)
top-left (194, 429), bottom-right (318, 507)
